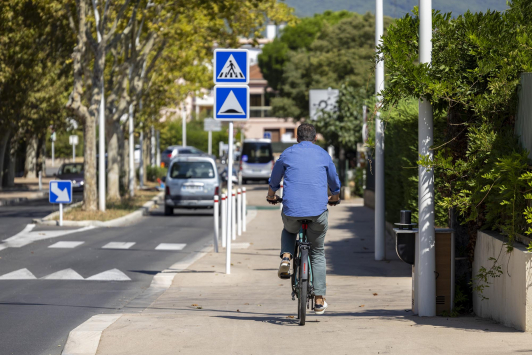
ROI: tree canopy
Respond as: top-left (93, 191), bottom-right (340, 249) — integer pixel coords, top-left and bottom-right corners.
top-left (259, 11), bottom-right (393, 120)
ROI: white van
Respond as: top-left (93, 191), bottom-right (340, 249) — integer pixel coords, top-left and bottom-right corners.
top-left (240, 139), bottom-right (274, 184)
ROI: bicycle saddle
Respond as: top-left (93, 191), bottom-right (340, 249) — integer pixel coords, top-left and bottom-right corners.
top-left (297, 219), bottom-right (312, 224)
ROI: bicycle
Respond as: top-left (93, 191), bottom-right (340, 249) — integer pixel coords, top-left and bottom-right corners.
top-left (267, 195), bottom-right (340, 326)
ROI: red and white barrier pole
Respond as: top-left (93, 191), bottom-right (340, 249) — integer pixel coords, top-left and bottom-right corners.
top-left (237, 188), bottom-right (242, 236)
top-left (221, 193), bottom-right (227, 248)
top-left (242, 187), bottom-right (247, 232)
top-left (232, 191), bottom-right (236, 241)
top-left (213, 195), bottom-right (219, 253)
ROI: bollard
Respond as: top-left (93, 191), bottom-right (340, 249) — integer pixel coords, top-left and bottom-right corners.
top-left (221, 194), bottom-right (227, 248)
top-left (232, 191), bottom-right (236, 241)
top-left (213, 195), bottom-right (219, 253)
top-left (279, 183), bottom-right (284, 211)
top-left (242, 187), bottom-right (247, 232)
top-left (237, 189), bottom-right (242, 236)
top-left (38, 171), bottom-right (42, 191)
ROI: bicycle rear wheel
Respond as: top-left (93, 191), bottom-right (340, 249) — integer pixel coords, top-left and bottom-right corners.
top-left (299, 248), bottom-right (309, 326)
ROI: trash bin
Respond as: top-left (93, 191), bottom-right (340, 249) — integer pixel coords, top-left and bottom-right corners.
top-left (393, 210), bottom-right (455, 315)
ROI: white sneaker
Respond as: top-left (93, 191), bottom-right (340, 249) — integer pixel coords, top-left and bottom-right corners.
top-left (278, 257), bottom-right (290, 279)
top-left (314, 300), bottom-right (328, 315)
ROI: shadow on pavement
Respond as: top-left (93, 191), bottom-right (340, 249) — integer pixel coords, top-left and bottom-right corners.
top-left (326, 205), bottom-right (411, 278)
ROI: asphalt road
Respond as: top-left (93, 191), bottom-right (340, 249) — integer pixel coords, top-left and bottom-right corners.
top-left (0, 192), bottom-right (83, 241)
top-left (0, 203), bottom-right (215, 355)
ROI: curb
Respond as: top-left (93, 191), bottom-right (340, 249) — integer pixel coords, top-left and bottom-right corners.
top-left (61, 245), bottom-right (214, 355)
top-left (33, 192), bottom-right (163, 227)
top-left (0, 191), bottom-right (48, 206)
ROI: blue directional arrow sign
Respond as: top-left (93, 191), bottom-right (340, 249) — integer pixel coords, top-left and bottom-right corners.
top-left (213, 49), bottom-right (249, 84)
top-left (49, 180), bottom-right (73, 204)
top-left (214, 85), bottom-right (249, 121)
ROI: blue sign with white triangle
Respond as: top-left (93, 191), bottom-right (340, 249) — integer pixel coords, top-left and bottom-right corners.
top-left (213, 85), bottom-right (249, 121)
top-left (49, 180), bottom-right (73, 204)
top-left (213, 49), bottom-right (249, 84)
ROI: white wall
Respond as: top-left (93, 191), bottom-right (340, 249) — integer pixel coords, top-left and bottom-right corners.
top-left (473, 230), bottom-right (532, 331)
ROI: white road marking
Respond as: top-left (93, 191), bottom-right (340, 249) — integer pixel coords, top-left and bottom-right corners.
top-left (102, 242), bottom-right (135, 249)
top-left (0, 268), bottom-right (37, 280)
top-left (86, 268), bottom-right (131, 281)
top-left (0, 225), bottom-right (94, 249)
top-left (155, 243), bottom-right (186, 251)
top-left (62, 314), bottom-right (122, 355)
top-left (41, 268), bottom-right (84, 280)
top-left (48, 241), bottom-right (85, 249)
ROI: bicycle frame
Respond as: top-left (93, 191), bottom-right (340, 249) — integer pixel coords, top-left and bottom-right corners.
top-left (292, 223), bottom-right (314, 305)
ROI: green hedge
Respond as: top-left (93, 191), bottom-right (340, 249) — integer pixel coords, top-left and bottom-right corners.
top-left (383, 99), bottom-right (448, 227)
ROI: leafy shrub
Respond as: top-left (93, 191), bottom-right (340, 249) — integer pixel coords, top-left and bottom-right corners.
top-left (146, 166), bottom-right (167, 182)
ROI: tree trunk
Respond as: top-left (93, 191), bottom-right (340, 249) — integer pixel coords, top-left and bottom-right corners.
top-left (6, 136), bottom-right (18, 188)
top-left (106, 120), bottom-right (121, 200)
top-left (24, 135), bottom-right (38, 179)
top-left (0, 129), bottom-right (11, 189)
top-left (83, 114), bottom-right (98, 210)
top-left (142, 129), bottom-right (149, 185)
top-left (119, 127), bottom-right (128, 196)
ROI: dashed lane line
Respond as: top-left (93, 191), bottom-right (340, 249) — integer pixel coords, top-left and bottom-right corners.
top-left (48, 241), bottom-right (85, 249)
top-left (101, 242), bottom-right (135, 249)
top-left (155, 243), bottom-right (186, 251)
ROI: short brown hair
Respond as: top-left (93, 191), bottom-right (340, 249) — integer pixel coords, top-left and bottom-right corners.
top-left (297, 123), bottom-right (316, 141)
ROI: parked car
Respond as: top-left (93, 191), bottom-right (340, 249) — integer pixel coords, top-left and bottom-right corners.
top-left (56, 163), bottom-right (84, 190)
top-left (160, 145), bottom-right (214, 168)
top-left (240, 139), bottom-right (274, 184)
top-left (164, 156), bottom-right (219, 215)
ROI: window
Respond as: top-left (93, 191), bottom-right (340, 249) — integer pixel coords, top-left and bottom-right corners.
top-left (250, 94), bottom-right (262, 107)
top-left (170, 161), bottom-right (215, 179)
top-left (242, 143), bottom-right (273, 163)
top-left (59, 163), bottom-right (84, 175)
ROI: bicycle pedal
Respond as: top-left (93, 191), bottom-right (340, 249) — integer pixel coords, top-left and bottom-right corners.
top-left (279, 274), bottom-right (291, 280)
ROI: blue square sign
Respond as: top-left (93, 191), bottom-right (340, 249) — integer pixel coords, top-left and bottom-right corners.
top-left (214, 86), bottom-right (249, 121)
top-left (213, 49), bottom-right (249, 84)
top-left (49, 180), bottom-right (73, 204)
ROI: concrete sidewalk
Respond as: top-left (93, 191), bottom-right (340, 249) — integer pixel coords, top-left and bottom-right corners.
top-left (94, 195), bottom-right (532, 354)
top-left (0, 177), bottom-right (52, 206)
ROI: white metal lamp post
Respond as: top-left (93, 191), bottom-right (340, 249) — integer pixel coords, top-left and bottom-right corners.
top-left (416, 0), bottom-right (436, 317)
top-left (374, 0), bottom-right (386, 261)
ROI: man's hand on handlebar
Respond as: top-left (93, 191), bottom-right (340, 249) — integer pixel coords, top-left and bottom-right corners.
top-left (266, 194), bottom-right (282, 205)
top-left (328, 194), bottom-right (341, 206)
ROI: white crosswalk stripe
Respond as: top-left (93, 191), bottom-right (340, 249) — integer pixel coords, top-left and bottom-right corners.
top-left (155, 243), bottom-right (186, 251)
top-left (48, 241), bottom-right (85, 249)
top-left (102, 242), bottom-right (135, 249)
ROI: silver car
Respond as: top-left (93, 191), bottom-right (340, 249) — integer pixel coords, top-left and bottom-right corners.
top-left (164, 156), bottom-right (219, 215)
top-left (160, 145), bottom-right (213, 168)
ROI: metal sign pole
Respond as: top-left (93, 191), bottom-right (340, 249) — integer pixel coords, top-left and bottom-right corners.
top-left (59, 203), bottom-right (63, 227)
top-left (182, 104), bottom-right (187, 147)
top-left (226, 121), bottom-right (234, 274)
top-left (208, 131), bottom-right (212, 155)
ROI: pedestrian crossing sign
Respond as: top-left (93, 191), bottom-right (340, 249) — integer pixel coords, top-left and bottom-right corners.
top-left (213, 49), bottom-right (249, 84)
top-left (213, 85), bottom-right (249, 121)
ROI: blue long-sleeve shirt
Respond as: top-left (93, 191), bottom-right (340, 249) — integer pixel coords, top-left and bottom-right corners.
top-left (269, 141), bottom-right (341, 217)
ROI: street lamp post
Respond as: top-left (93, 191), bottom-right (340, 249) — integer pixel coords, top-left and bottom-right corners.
top-left (416, 0), bottom-right (436, 317)
top-left (374, 0), bottom-right (386, 261)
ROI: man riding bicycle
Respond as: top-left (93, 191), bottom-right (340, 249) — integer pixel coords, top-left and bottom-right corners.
top-left (267, 123), bottom-right (341, 315)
